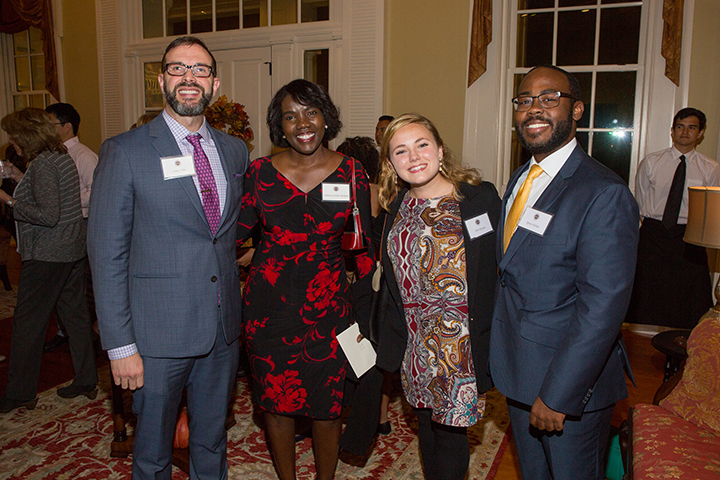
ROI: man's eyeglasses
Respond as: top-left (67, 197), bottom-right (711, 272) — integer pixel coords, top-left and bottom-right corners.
top-left (164, 62), bottom-right (213, 78)
top-left (512, 91), bottom-right (576, 112)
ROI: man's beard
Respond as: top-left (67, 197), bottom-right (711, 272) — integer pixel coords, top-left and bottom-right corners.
top-left (163, 81), bottom-right (214, 117)
top-left (516, 108), bottom-right (574, 156)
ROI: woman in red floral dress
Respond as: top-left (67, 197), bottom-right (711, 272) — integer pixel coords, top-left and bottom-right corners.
top-left (237, 79), bottom-right (374, 480)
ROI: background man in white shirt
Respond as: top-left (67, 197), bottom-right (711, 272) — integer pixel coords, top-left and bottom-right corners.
top-left (627, 107), bottom-right (720, 328)
top-left (43, 103), bottom-right (99, 353)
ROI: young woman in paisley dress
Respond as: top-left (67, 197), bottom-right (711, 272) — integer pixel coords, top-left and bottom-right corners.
top-left (236, 79), bottom-right (373, 480)
top-left (373, 114), bottom-right (501, 480)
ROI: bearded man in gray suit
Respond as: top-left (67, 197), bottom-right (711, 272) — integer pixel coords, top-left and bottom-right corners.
top-left (88, 36), bottom-right (248, 479)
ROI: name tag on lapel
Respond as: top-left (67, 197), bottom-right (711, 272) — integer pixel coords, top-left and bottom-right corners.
top-left (464, 213), bottom-right (493, 239)
top-left (161, 155), bottom-right (196, 180)
top-left (322, 183), bottom-right (351, 202)
top-left (518, 207), bottom-right (553, 236)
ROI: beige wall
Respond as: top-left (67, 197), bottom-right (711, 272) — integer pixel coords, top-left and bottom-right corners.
top-left (688, 0), bottom-right (720, 160)
top-left (60, 0), bottom-right (102, 153)
top-left (385, 0), bottom-right (469, 158)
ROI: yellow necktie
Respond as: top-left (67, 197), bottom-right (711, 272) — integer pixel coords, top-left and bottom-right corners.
top-left (504, 164), bottom-right (544, 252)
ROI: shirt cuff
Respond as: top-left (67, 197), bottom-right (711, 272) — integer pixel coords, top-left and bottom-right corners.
top-left (107, 343), bottom-right (138, 360)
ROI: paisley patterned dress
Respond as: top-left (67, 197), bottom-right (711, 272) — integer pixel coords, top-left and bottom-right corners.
top-left (388, 193), bottom-right (484, 427)
top-left (237, 155), bottom-right (374, 419)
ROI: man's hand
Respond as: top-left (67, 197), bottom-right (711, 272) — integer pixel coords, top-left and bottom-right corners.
top-left (110, 352), bottom-right (144, 390)
top-left (529, 396), bottom-right (566, 432)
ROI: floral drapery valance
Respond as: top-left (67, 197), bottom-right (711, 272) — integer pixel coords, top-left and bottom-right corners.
top-left (0, 0), bottom-right (60, 101)
top-left (661, 0), bottom-right (684, 86)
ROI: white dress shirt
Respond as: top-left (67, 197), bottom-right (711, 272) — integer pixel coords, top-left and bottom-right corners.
top-left (635, 146), bottom-right (720, 224)
top-left (505, 138), bottom-right (577, 230)
top-left (64, 136), bottom-right (98, 218)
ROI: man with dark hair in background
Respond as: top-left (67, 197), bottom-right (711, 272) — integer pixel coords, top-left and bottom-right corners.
top-left (627, 107), bottom-right (719, 328)
top-left (43, 102), bottom-right (99, 353)
top-left (375, 115), bottom-right (394, 148)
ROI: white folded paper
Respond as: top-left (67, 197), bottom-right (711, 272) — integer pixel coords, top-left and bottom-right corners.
top-left (337, 323), bottom-right (376, 378)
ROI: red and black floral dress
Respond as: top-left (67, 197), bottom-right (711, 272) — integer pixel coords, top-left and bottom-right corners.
top-left (237, 155), bottom-right (374, 418)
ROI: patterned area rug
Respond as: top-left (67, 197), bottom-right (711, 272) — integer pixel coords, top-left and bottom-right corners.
top-left (0, 366), bottom-right (509, 479)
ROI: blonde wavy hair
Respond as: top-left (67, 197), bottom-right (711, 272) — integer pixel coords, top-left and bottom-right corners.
top-left (378, 113), bottom-right (481, 211)
top-left (1, 108), bottom-right (66, 161)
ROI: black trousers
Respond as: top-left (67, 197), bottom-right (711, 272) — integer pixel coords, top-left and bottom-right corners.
top-left (626, 219), bottom-right (712, 328)
top-left (414, 407), bottom-right (470, 480)
top-left (5, 258), bottom-right (97, 401)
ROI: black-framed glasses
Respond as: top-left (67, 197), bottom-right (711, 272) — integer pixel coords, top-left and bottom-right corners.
top-left (164, 62), bottom-right (213, 78)
top-left (512, 91), bottom-right (576, 112)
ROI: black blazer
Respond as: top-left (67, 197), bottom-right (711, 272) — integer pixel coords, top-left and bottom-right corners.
top-left (340, 181), bottom-right (501, 456)
top-left (375, 181), bottom-right (501, 392)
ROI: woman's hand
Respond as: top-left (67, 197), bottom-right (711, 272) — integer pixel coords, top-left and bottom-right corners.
top-left (10, 164), bottom-right (24, 183)
top-left (0, 190), bottom-right (11, 204)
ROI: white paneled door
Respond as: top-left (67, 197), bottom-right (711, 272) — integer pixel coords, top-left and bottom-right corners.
top-left (213, 47), bottom-right (273, 160)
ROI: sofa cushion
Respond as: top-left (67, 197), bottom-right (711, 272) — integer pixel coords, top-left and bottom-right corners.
top-left (632, 404), bottom-right (720, 479)
top-left (660, 317), bottom-right (720, 434)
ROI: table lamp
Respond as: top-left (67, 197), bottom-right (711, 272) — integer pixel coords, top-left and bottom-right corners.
top-left (683, 186), bottom-right (720, 321)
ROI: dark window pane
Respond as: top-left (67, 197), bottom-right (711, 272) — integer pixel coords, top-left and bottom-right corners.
top-left (594, 71), bottom-right (636, 129)
top-left (304, 49), bottom-right (329, 92)
top-left (272, 0), bottom-right (297, 26)
top-left (599, 7), bottom-right (641, 65)
top-left (559, 0), bottom-right (595, 6)
top-left (302, 0), bottom-right (329, 22)
top-left (31, 56), bottom-right (45, 91)
top-left (574, 72), bottom-right (592, 129)
top-left (143, 0), bottom-right (164, 38)
top-left (557, 9), bottom-right (596, 66)
top-left (13, 95), bottom-right (28, 110)
top-left (243, 0), bottom-right (266, 28)
top-left (591, 131), bottom-right (632, 184)
top-left (516, 12), bottom-right (553, 67)
top-left (13, 31), bottom-right (28, 56)
top-left (576, 131), bottom-right (589, 153)
top-left (29, 27), bottom-right (43, 54)
top-left (518, 0), bottom-right (554, 8)
top-left (167, 0), bottom-right (188, 36)
top-left (217, 0), bottom-right (240, 31)
top-left (15, 57), bottom-right (30, 91)
top-left (29, 94), bottom-right (45, 108)
top-left (190, 0), bottom-right (213, 33)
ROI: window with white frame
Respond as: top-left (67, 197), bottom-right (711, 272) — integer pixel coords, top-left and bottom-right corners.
top-left (142, 0), bottom-right (330, 38)
top-left (509, 0), bottom-right (644, 184)
top-left (9, 27), bottom-right (55, 111)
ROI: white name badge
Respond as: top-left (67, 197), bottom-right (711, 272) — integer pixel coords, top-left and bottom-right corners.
top-left (518, 207), bottom-right (553, 236)
top-left (161, 155), bottom-right (196, 180)
top-left (464, 212), bottom-right (493, 239)
top-left (322, 183), bottom-right (351, 202)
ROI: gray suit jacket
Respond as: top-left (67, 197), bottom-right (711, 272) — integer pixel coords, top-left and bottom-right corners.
top-left (87, 115), bottom-right (249, 358)
top-left (489, 144), bottom-right (639, 416)
top-left (13, 149), bottom-right (86, 262)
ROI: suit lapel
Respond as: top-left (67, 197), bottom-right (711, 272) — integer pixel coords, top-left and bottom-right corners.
top-left (151, 116), bottom-right (210, 231)
top-left (499, 144), bottom-right (584, 267)
top-left (459, 185), bottom-right (488, 310)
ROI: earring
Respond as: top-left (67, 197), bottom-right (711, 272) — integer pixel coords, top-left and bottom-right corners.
top-left (325, 125), bottom-right (328, 130)
top-left (439, 157), bottom-right (445, 174)
top-left (282, 135), bottom-right (286, 139)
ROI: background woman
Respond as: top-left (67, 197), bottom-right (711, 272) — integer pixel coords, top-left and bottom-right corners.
top-left (237, 79), bottom-right (374, 480)
top-left (371, 113), bottom-right (499, 479)
top-left (0, 108), bottom-right (96, 414)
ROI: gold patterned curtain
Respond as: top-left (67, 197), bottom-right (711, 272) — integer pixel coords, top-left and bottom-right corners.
top-left (0, 0), bottom-right (60, 101)
top-left (661, 0), bottom-right (684, 86)
top-left (468, 0), bottom-right (492, 87)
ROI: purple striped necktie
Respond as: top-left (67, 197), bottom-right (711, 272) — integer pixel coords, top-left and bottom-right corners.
top-left (186, 134), bottom-right (221, 234)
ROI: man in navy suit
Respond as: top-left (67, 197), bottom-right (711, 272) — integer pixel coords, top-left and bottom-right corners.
top-left (489, 65), bottom-right (639, 480)
top-left (88, 36), bottom-right (248, 479)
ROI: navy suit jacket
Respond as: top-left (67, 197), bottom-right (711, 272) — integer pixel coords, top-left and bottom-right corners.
top-left (489, 144), bottom-right (639, 416)
top-left (88, 115), bottom-right (249, 358)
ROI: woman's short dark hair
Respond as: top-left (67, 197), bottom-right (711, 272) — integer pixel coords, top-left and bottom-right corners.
top-left (267, 79), bottom-right (342, 148)
top-left (1, 108), bottom-right (66, 160)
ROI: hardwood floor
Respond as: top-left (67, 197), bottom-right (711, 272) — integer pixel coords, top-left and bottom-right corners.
top-left (492, 329), bottom-right (667, 480)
